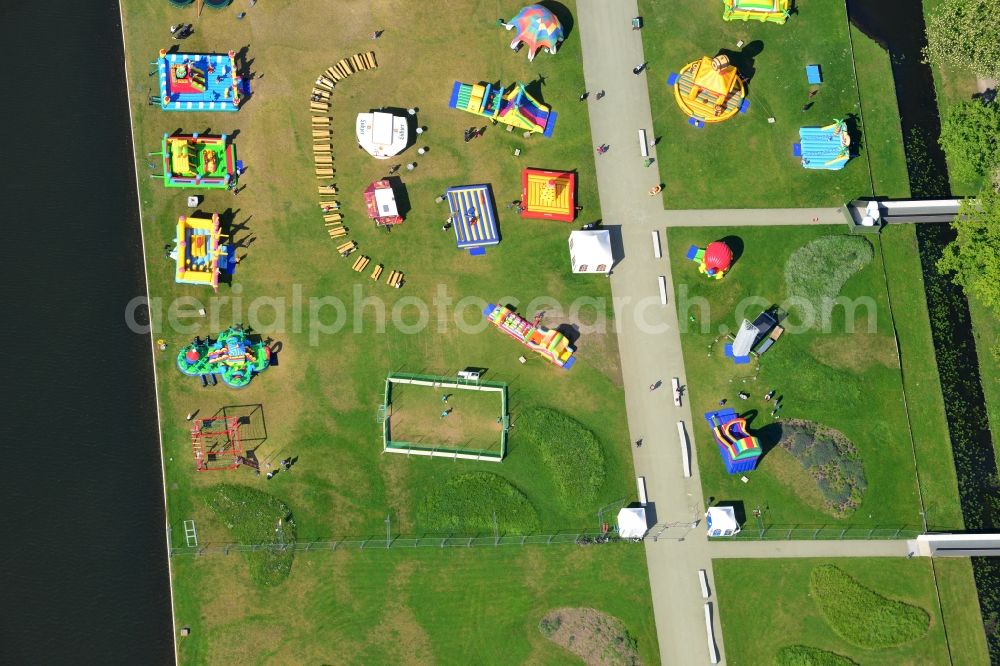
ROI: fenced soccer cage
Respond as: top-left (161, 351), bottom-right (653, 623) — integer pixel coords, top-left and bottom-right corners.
top-left (379, 372), bottom-right (509, 461)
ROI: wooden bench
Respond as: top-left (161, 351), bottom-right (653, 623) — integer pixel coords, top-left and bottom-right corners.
top-left (370, 264), bottom-right (383, 281)
top-left (336, 240), bottom-right (356, 254)
top-left (318, 185), bottom-right (338, 194)
top-left (328, 227), bottom-right (348, 238)
top-left (352, 255), bottom-right (371, 272)
top-left (319, 202), bottom-right (340, 210)
top-left (363, 51), bottom-right (377, 69)
top-left (386, 270), bottom-right (404, 288)
top-left (323, 213), bottom-right (343, 221)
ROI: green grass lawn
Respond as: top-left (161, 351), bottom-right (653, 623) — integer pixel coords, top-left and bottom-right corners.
top-left (714, 558), bottom-right (958, 665)
top-left (638, 0), bottom-right (907, 208)
top-left (170, 544), bottom-right (660, 665)
top-left (880, 224), bottom-right (964, 529)
top-left (667, 225), bottom-right (962, 528)
top-left (120, 0), bottom-right (656, 661)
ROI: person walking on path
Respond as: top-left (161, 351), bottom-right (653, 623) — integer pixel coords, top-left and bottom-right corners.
top-left (649, 380), bottom-right (661, 391)
top-left (579, 91), bottom-right (589, 101)
top-left (441, 394), bottom-right (450, 403)
top-left (633, 63), bottom-right (646, 75)
top-left (440, 408), bottom-right (453, 419)
top-left (595, 90), bottom-right (605, 100)
top-left (635, 439), bottom-right (643, 448)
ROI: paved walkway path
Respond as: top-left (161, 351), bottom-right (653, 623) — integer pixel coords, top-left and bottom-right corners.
top-left (576, 3), bottom-right (909, 664)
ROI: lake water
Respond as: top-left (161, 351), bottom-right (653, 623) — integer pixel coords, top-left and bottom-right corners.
top-left (0, 2), bottom-right (174, 662)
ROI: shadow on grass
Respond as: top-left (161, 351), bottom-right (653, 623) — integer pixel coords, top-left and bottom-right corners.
top-left (718, 40), bottom-right (764, 87)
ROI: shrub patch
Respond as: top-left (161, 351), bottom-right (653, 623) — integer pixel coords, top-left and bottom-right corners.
top-left (518, 407), bottom-right (605, 505)
top-left (773, 645), bottom-right (857, 666)
top-left (416, 472), bottom-right (539, 534)
top-left (779, 420), bottom-right (867, 516)
top-left (204, 484), bottom-right (297, 586)
top-left (784, 235), bottom-right (873, 327)
top-left (810, 564), bottom-right (930, 648)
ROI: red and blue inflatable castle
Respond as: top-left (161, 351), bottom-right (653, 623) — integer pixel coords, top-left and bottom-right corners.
top-left (704, 409), bottom-right (762, 473)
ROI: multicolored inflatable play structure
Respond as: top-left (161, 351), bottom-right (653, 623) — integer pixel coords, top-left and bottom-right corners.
top-left (704, 409), bottom-right (762, 474)
top-left (671, 55), bottom-right (747, 124)
top-left (447, 184), bottom-right (500, 254)
top-left (176, 327), bottom-right (271, 389)
top-left (449, 81), bottom-right (556, 137)
top-left (483, 303), bottom-right (576, 369)
top-left (174, 213), bottom-right (228, 291)
top-left (722, 0), bottom-right (790, 24)
top-left (521, 168), bottom-right (576, 222)
top-left (160, 132), bottom-right (236, 189)
top-left (686, 240), bottom-right (733, 279)
top-left (157, 50), bottom-right (242, 111)
top-left (503, 4), bottom-right (564, 61)
top-left (796, 120), bottom-right (851, 170)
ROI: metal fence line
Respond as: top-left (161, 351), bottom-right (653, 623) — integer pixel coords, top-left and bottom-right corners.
top-left (167, 524), bottom-right (922, 556)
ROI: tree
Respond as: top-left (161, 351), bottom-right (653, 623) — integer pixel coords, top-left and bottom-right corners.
top-left (924, 0), bottom-right (1000, 79)
top-left (938, 189), bottom-right (1000, 315)
top-left (938, 100), bottom-right (1000, 185)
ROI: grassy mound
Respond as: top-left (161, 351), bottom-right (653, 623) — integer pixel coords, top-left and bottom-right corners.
top-left (204, 484), bottom-right (296, 586)
top-left (539, 607), bottom-right (641, 666)
top-left (773, 645), bottom-right (857, 666)
top-left (784, 236), bottom-right (873, 327)
top-left (810, 564), bottom-right (930, 648)
top-left (417, 472), bottom-right (540, 534)
top-left (518, 407), bottom-right (605, 505)
top-left (779, 420), bottom-right (867, 516)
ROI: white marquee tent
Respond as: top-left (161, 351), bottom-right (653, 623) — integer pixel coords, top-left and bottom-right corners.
top-left (616, 506), bottom-right (648, 539)
top-left (568, 230), bottom-right (613, 275)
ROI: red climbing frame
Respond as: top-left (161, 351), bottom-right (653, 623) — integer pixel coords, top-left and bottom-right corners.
top-left (190, 416), bottom-right (245, 471)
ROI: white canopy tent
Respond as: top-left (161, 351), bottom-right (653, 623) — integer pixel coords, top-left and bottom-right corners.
top-left (356, 111), bottom-right (408, 159)
top-left (706, 506), bottom-right (741, 537)
top-left (568, 229), bottom-right (613, 274)
top-left (616, 507), bottom-right (648, 539)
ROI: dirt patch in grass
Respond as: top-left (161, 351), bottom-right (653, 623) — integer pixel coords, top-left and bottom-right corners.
top-left (539, 607), bottom-right (641, 666)
top-left (764, 447), bottom-right (836, 518)
top-left (809, 329), bottom-right (899, 373)
top-left (387, 380), bottom-right (504, 453)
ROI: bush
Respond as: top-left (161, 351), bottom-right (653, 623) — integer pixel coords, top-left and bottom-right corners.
top-left (417, 472), bottom-right (540, 534)
top-left (924, 0), bottom-right (1000, 79)
top-left (810, 564), bottom-right (930, 648)
top-left (784, 236), bottom-right (873, 328)
top-left (204, 484), bottom-right (296, 586)
top-left (938, 100), bottom-right (1000, 186)
top-left (517, 407), bottom-right (606, 504)
top-left (773, 645), bottom-right (857, 666)
top-left (779, 420), bottom-right (866, 516)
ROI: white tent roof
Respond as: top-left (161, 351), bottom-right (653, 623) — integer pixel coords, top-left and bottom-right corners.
top-left (706, 506), bottom-right (740, 537)
top-left (568, 230), bottom-right (613, 273)
top-left (356, 112), bottom-right (408, 159)
top-left (731, 319), bottom-right (759, 357)
top-left (616, 507), bottom-right (648, 539)
top-left (374, 187), bottom-right (397, 216)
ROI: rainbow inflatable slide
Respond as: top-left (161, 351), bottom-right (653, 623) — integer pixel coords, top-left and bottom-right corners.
top-left (704, 408), bottom-right (762, 473)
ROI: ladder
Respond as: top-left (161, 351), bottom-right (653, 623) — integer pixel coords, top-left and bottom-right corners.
top-left (183, 520), bottom-right (198, 548)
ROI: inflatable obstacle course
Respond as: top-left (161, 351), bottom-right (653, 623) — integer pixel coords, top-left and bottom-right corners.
top-left (449, 81), bottom-right (556, 136)
top-left (704, 409), bottom-right (762, 473)
top-left (483, 303), bottom-right (576, 369)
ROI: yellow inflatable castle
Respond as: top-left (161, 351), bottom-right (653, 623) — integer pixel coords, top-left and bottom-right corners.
top-left (672, 55), bottom-right (746, 123)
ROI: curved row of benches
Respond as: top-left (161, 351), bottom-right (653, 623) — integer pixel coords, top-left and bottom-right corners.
top-left (308, 51), bottom-right (405, 289)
